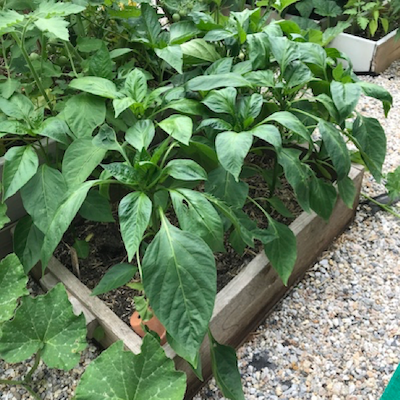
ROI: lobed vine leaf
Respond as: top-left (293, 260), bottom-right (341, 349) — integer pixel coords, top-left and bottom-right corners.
top-left (0, 283), bottom-right (87, 370)
top-left (75, 336), bottom-right (186, 400)
top-left (0, 253), bottom-right (29, 323)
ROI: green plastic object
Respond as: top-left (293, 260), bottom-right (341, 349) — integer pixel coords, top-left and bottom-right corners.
top-left (381, 364), bottom-right (400, 399)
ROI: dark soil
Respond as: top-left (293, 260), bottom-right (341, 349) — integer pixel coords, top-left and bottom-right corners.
top-left (54, 154), bottom-right (302, 327)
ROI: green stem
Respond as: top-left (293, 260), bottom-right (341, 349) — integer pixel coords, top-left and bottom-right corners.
top-left (136, 251), bottom-right (143, 282)
top-left (247, 196), bottom-right (271, 221)
top-left (64, 42), bottom-right (78, 78)
top-left (0, 380), bottom-right (41, 400)
top-left (159, 140), bottom-right (176, 169)
top-left (361, 192), bottom-right (400, 218)
top-left (11, 28), bottom-right (54, 113)
top-left (25, 349), bottom-right (41, 383)
top-left (1, 37), bottom-right (10, 78)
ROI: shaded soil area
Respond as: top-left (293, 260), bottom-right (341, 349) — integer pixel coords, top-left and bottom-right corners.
top-left (54, 154), bottom-right (302, 327)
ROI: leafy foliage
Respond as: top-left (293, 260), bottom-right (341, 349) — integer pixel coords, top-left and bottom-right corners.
top-left (0, 0), bottom-right (395, 398)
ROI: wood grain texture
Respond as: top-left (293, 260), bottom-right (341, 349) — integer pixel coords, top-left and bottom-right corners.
top-left (44, 256), bottom-right (143, 354)
top-left (374, 31), bottom-right (400, 73)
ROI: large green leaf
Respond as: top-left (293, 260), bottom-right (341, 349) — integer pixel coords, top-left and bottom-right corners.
top-left (386, 166), bottom-right (400, 201)
top-left (34, 17), bottom-right (69, 41)
top-left (35, 1), bottom-right (85, 17)
top-left (155, 46), bottom-right (183, 74)
top-left (41, 181), bottom-right (97, 268)
top-left (0, 202), bottom-right (10, 229)
top-left (89, 43), bottom-right (113, 80)
top-left (119, 192), bottom-right (152, 262)
top-left (79, 189), bottom-right (114, 223)
top-left (125, 120), bottom-right (155, 151)
top-left (0, 10), bottom-right (24, 35)
top-left (187, 73), bottom-right (251, 91)
top-left (170, 21), bottom-right (200, 44)
top-left (142, 215), bottom-right (216, 367)
top-left (0, 283), bottom-right (87, 369)
top-left (250, 124), bottom-right (282, 150)
top-left (112, 97), bottom-right (135, 118)
top-left (63, 94), bottom-right (106, 139)
top-left (352, 115), bottom-right (386, 182)
top-left (330, 81), bottom-right (361, 122)
top-left (62, 137), bottom-right (106, 188)
top-left (101, 162), bottom-right (137, 185)
top-left (159, 115), bottom-right (193, 145)
top-left (125, 69), bottom-right (147, 103)
top-left (247, 32), bottom-right (270, 70)
top-left (140, 3), bottom-right (161, 47)
top-left (318, 120), bottom-right (350, 181)
top-left (21, 165), bottom-right (68, 233)
top-left (164, 159), bottom-right (207, 181)
top-left (13, 216), bottom-right (44, 274)
top-left (0, 253), bottom-right (29, 323)
top-left (35, 117), bottom-right (70, 145)
top-left (0, 94), bottom-right (34, 120)
top-left (262, 217), bottom-right (297, 285)
top-left (309, 177), bottom-right (337, 221)
top-left (278, 148), bottom-right (311, 212)
top-left (267, 36), bottom-right (298, 73)
top-left (209, 331), bottom-right (245, 400)
top-left (205, 166), bottom-right (249, 208)
top-left (92, 263), bottom-right (138, 296)
top-left (338, 176), bottom-right (356, 209)
top-left (215, 131), bottom-right (253, 181)
top-left (202, 87), bottom-right (237, 115)
top-left (2, 145), bottom-right (38, 201)
top-left (357, 81), bottom-right (392, 118)
top-left (265, 111), bottom-right (310, 144)
top-left (181, 38), bottom-right (220, 64)
top-left (170, 188), bottom-right (224, 252)
top-left (69, 77), bottom-right (121, 99)
top-left (75, 336), bottom-right (186, 400)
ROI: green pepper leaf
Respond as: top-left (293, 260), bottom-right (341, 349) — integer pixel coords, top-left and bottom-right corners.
top-left (92, 263), bottom-right (138, 296)
top-left (159, 115), bottom-right (193, 145)
top-left (119, 192), bottom-right (152, 262)
top-left (142, 215), bottom-right (216, 368)
top-left (164, 159), bottom-right (207, 181)
top-left (2, 145), bottom-right (38, 202)
top-left (215, 131), bottom-right (253, 181)
top-left (170, 188), bottom-right (224, 252)
top-left (209, 330), bottom-right (245, 400)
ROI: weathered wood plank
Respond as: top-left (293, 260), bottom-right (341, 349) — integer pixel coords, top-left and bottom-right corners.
top-left (374, 31), bottom-right (400, 73)
top-left (45, 257), bottom-right (143, 354)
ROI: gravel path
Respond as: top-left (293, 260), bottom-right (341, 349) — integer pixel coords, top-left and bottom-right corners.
top-left (1, 62), bottom-right (400, 400)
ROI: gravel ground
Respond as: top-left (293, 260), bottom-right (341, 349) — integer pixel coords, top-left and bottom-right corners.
top-left (1, 61), bottom-right (400, 399)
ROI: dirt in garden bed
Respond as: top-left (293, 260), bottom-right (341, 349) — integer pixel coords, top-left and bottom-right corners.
top-left (54, 153), bottom-right (303, 327)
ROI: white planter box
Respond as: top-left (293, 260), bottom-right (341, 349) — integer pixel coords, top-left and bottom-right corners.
top-left (329, 30), bottom-right (400, 73)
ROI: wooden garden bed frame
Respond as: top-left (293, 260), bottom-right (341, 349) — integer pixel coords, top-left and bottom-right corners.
top-left (29, 164), bottom-right (364, 399)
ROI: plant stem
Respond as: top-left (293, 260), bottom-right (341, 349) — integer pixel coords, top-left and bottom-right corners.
top-left (1, 37), bottom-right (10, 78)
top-left (11, 28), bottom-right (54, 113)
top-left (25, 349), bottom-right (41, 383)
top-left (136, 251), bottom-right (143, 282)
top-left (64, 42), bottom-right (78, 78)
top-left (0, 380), bottom-right (41, 400)
top-left (361, 192), bottom-right (400, 218)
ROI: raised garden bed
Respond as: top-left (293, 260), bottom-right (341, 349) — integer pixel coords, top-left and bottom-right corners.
top-left (30, 164), bottom-right (363, 399)
top-left (329, 30), bottom-right (400, 74)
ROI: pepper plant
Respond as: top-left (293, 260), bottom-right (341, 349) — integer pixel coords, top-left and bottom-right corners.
top-left (0, 1), bottom-right (395, 399)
